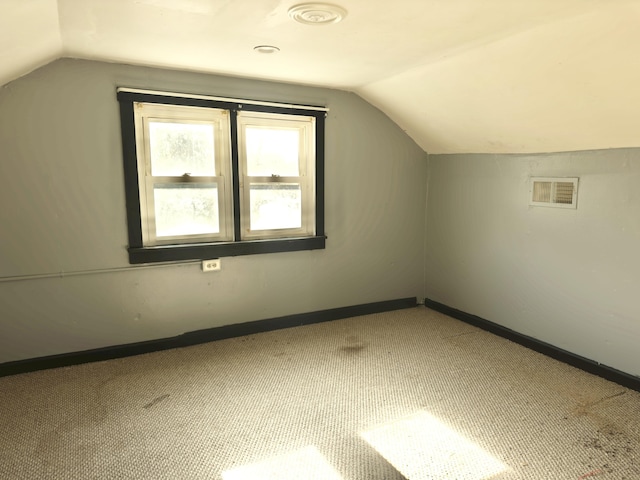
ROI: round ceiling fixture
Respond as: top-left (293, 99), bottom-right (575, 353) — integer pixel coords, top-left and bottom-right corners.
top-left (288, 3), bottom-right (347, 25)
top-left (253, 45), bottom-right (280, 54)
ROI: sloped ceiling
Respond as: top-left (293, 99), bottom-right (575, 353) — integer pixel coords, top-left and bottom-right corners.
top-left (2, 0), bottom-right (639, 154)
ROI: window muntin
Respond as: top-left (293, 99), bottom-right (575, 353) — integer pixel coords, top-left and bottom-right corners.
top-left (237, 111), bottom-right (315, 239)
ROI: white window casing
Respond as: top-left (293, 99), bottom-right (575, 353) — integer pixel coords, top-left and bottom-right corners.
top-left (134, 102), bottom-right (233, 246)
top-left (237, 111), bottom-right (316, 240)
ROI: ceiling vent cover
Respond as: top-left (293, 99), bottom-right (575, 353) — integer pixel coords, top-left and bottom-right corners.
top-left (530, 177), bottom-right (578, 209)
top-left (288, 3), bottom-right (347, 25)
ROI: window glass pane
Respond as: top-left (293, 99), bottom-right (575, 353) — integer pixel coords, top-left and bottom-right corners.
top-left (246, 127), bottom-right (299, 176)
top-left (154, 184), bottom-right (219, 237)
top-left (250, 183), bottom-right (301, 230)
top-left (149, 122), bottom-right (216, 176)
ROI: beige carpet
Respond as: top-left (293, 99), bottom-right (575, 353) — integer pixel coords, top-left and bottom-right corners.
top-left (1, 306), bottom-right (639, 479)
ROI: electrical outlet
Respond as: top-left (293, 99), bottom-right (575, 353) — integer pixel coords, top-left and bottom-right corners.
top-left (202, 259), bottom-right (221, 272)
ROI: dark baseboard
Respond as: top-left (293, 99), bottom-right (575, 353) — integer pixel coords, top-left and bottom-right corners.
top-left (0, 297), bottom-right (417, 377)
top-left (424, 298), bottom-right (640, 393)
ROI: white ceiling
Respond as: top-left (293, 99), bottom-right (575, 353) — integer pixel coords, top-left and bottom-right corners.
top-left (2, 0), bottom-right (640, 154)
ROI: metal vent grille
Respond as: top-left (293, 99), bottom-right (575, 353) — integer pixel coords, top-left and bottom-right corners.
top-left (554, 182), bottom-right (575, 204)
top-left (530, 177), bottom-right (578, 209)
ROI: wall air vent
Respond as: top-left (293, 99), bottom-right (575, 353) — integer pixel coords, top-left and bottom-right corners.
top-left (529, 177), bottom-right (578, 209)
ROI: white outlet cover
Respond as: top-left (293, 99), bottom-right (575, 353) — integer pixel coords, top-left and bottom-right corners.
top-left (202, 259), bottom-right (221, 272)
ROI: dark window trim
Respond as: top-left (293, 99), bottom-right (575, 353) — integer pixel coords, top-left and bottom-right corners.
top-left (229, 109), bottom-right (242, 241)
top-left (129, 236), bottom-right (326, 263)
top-left (117, 89), bottom-right (326, 264)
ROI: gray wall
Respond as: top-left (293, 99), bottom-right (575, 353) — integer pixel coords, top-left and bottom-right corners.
top-left (425, 150), bottom-right (640, 376)
top-left (0, 59), bottom-right (427, 363)
top-left (5, 59), bottom-right (637, 381)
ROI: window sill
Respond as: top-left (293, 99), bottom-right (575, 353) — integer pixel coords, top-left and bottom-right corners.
top-left (128, 236), bottom-right (326, 264)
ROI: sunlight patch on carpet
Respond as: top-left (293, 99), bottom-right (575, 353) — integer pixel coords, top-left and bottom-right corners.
top-left (221, 445), bottom-right (342, 480)
top-left (361, 410), bottom-right (509, 480)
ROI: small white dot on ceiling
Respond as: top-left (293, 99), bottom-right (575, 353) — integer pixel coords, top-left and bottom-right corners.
top-left (254, 45), bottom-right (280, 54)
top-left (288, 3), bottom-right (347, 25)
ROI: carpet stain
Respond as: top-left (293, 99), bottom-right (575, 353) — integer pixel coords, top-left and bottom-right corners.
top-left (573, 391), bottom-right (627, 413)
top-left (144, 394), bottom-right (170, 409)
top-left (339, 335), bottom-right (368, 354)
top-left (582, 429), bottom-right (634, 469)
top-left (443, 330), bottom-right (478, 340)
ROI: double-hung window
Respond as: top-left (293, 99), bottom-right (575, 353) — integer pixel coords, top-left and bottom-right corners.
top-left (237, 111), bottom-right (315, 239)
top-left (136, 103), bottom-right (233, 245)
top-left (118, 89), bottom-right (326, 264)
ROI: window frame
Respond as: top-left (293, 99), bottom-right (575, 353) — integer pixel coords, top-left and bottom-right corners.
top-left (118, 89), bottom-right (326, 264)
top-left (135, 103), bottom-right (234, 246)
top-left (237, 110), bottom-right (316, 240)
